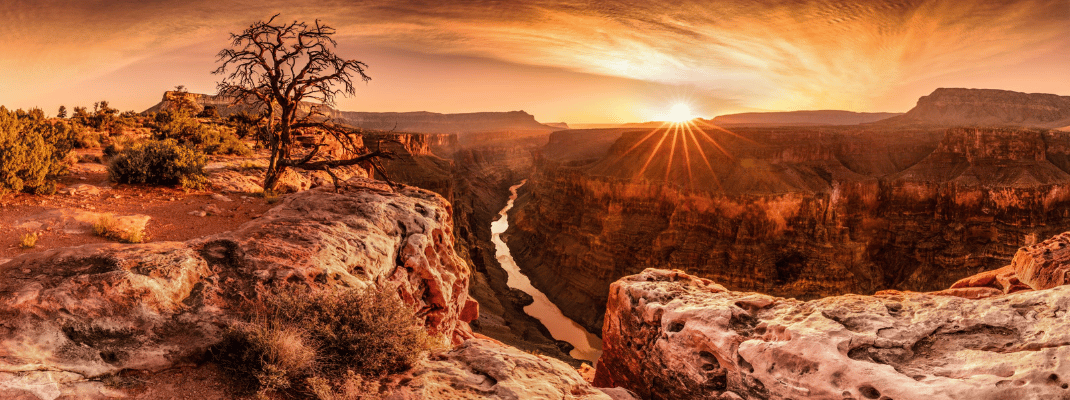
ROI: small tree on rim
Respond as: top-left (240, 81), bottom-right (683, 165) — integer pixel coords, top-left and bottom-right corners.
top-left (214, 14), bottom-right (391, 191)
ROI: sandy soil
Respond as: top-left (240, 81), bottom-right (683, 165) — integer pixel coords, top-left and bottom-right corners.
top-left (0, 161), bottom-right (275, 261)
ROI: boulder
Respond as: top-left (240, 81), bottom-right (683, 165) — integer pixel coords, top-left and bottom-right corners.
top-left (594, 268), bottom-right (1070, 400)
top-left (14, 209), bottom-right (149, 236)
top-left (1010, 231), bottom-right (1070, 290)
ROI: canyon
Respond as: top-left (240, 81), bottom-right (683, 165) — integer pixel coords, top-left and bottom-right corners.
top-left (506, 88), bottom-right (1070, 335)
top-left (17, 86), bottom-right (1068, 398)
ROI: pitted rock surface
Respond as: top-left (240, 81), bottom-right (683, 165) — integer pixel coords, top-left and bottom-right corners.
top-left (388, 339), bottom-right (637, 400)
top-left (594, 268), bottom-right (1070, 400)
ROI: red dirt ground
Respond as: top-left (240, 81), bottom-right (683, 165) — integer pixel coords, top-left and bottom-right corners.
top-left (0, 165), bottom-right (275, 261)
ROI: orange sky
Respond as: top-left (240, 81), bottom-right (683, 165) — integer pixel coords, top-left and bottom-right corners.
top-left (1, 0), bottom-right (1067, 123)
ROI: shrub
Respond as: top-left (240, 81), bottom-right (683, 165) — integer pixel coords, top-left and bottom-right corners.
top-left (153, 111), bottom-right (251, 156)
top-left (73, 127), bottom-right (103, 149)
top-left (213, 288), bottom-right (430, 398)
top-left (108, 139), bottom-right (208, 190)
top-left (19, 232), bottom-right (39, 249)
top-left (0, 107), bottom-right (75, 195)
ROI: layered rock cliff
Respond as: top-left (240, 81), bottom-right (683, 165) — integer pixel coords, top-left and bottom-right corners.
top-left (593, 243), bottom-right (1070, 400)
top-left (878, 88), bottom-right (1070, 128)
top-left (508, 126), bottom-right (1070, 334)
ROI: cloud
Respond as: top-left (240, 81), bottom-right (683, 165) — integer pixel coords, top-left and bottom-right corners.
top-left (0, 0), bottom-right (1067, 115)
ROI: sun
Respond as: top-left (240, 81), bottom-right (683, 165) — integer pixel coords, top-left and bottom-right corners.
top-left (667, 103), bottom-right (693, 122)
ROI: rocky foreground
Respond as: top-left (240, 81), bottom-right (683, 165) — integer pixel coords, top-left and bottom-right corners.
top-left (0, 178), bottom-right (629, 399)
top-left (594, 233), bottom-right (1070, 400)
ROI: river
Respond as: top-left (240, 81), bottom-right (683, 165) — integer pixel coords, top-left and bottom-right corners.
top-left (490, 180), bottom-right (604, 363)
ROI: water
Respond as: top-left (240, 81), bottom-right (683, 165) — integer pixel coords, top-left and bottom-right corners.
top-left (490, 180), bottom-right (604, 363)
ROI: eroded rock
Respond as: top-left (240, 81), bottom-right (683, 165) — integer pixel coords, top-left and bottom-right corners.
top-left (387, 339), bottom-right (636, 400)
top-left (595, 268), bottom-right (1070, 400)
top-left (0, 178), bottom-right (475, 397)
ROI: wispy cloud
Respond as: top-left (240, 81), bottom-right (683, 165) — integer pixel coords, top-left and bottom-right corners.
top-left (1, 0), bottom-right (1067, 116)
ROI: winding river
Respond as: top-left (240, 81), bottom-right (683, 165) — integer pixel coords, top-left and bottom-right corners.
top-left (491, 180), bottom-right (604, 363)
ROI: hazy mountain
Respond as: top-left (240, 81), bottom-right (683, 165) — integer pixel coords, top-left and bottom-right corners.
top-left (144, 91), bottom-right (561, 135)
top-left (708, 110), bottom-right (902, 127)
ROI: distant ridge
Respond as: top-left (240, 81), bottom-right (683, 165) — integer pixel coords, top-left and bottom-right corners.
top-left (708, 110), bottom-right (902, 127)
top-left (143, 91), bottom-right (560, 135)
top-left (876, 88), bottom-right (1070, 129)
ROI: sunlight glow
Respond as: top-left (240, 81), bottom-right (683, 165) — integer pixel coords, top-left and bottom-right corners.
top-left (667, 103), bottom-right (693, 122)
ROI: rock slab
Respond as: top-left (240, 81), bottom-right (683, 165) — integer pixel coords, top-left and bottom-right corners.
top-left (594, 268), bottom-right (1070, 400)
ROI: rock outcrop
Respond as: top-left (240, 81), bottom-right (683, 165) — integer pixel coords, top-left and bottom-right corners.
top-left (388, 339), bottom-right (636, 400)
top-left (710, 110), bottom-right (902, 127)
top-left (0, 178), bottom-right (476, 398)
top-left (508, 126), bottom-right (1070, 334)
top-left (878, 88), bottom-right (1070, 129)
top-left (594, 268), bottom-right (1070, 400)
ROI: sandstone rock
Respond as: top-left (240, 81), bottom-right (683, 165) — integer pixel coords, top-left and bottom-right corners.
top-left (210, 193), bottom-right (232, 202)
top-left (58, 184), bottom-right (105, 196)
top-left (386, 339), bottom-right (637, 400)
top-left (68, 163), bottom-right (108, 175)
top-left (0, 178), bottom-right (476, 397)
top-left (1010, 231), bottom-right (1070, 290)
top-left (207, 170), bottom-right (263, 194)
top-left (594, 268), bottom-right (1070, 400)
top-left (274, 168), bottom-right (311, 193)
top-left (15, 209), bottom-right (149, 236)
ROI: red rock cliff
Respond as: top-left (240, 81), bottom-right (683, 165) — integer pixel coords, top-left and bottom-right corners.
top-left (508, 126), bottom-right (1070, 334)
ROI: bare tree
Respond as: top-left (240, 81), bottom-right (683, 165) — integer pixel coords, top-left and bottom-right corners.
top-left (214, 14), bottom-right (391, 191)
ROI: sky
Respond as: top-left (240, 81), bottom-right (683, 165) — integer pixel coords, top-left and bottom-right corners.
top-left (0, 0), bottom-right (1067, 123)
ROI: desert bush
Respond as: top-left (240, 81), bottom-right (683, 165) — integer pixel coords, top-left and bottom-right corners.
top-left (73, 127), bottom-right (103, 149)
top-left (213, 287), bottom-right (430, 398)
top-left (108, 139), bottom-right (208, 190)
top-left (0, 106), bottom-right (75, 195)
top-left (153, 111), bottom-right (251, 156)
top-left (19, 232), bottom-right (39, 249)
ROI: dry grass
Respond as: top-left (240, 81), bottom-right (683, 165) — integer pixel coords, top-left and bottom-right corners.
top-left (93, 214), bottom-right (146, 243)
top-left (213, 287), bottom-right (429, 399)
top-left (19, 232), bottom-right (39, 249)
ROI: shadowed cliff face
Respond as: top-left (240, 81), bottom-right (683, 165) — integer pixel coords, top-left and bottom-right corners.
top-left (508, 126), bottom-right (1070, 334)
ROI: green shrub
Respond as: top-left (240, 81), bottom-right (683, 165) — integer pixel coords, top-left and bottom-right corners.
top-left (153, 111), bottom-right (251, 156)
top-left (73, 126), bottom-right (103, 149)
top-left (108, 139), bottom-right (208, 190)
top-left (0, 107), bottom-right (75, 195)
top-left (213, 288), bottom-right (430, 398)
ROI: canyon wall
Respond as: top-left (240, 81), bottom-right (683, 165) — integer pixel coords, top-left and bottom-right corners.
top-left (370, 131), bottom-right (590, 362)
top-left (508, 126), bottom-right (1070, 334)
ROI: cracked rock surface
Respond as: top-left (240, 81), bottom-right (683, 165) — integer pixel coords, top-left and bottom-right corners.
top-left (594, 268), bottom-right (1070, 400)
